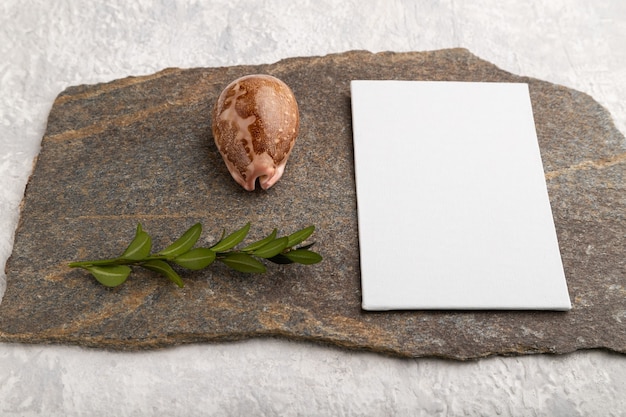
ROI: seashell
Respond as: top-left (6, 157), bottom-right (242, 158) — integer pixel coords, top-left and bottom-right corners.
top-left (212, 74), bottom-right (300, 191)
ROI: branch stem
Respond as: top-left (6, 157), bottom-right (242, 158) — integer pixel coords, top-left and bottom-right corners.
top-left (68, 255), bottom-right (170, 268)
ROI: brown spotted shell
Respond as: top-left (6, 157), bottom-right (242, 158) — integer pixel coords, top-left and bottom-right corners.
top-left (211, 74), bottom-right (300, 191)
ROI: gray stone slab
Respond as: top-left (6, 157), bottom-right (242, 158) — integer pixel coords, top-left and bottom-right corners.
top-left (1, 49), bottom-right (624, 359)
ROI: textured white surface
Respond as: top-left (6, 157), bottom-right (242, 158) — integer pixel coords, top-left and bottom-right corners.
top-left (1, 0), bottom-right (625, 415)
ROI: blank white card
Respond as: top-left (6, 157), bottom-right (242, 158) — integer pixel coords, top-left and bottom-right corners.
top-left (350, 81), bottom-right (571, 311)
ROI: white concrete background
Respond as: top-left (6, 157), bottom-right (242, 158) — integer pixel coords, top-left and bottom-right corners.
top-left (1, 0), bottom-right (625, 415)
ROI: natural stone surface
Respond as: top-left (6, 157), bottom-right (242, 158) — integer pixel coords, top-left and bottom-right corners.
top-left (0, 49), bottom-right (624, 360)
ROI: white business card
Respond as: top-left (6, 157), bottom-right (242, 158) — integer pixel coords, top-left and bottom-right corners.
top-left (351, 80), bottom-right (571, 311)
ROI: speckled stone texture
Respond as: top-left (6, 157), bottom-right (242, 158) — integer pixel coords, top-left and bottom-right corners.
top-left (0, 49), bottom-right (624, 359)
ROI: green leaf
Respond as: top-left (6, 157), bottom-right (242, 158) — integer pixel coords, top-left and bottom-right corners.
top-left (284, 249), bottom-right (323, 265)
top-left (121, 223), bottom-right (152, 260)
top-left (241, 229), bottom-right (277, 251)
top-left (252, 236), bottom-right (289, 258)
top-left (286, 225), bottom-right (315, 248)
top-left (142, 259), bottom-right (184, 288)
top-left (86, 265), bottom-right (132, 287)
top-left (210, 222), bottom-right (251, 252)
top-left (173, 248), bottom-right (216, 270)
top-left (220, 253), bottom-right (267, 273)
top-left (157, 223), bottom-right (202, 258)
